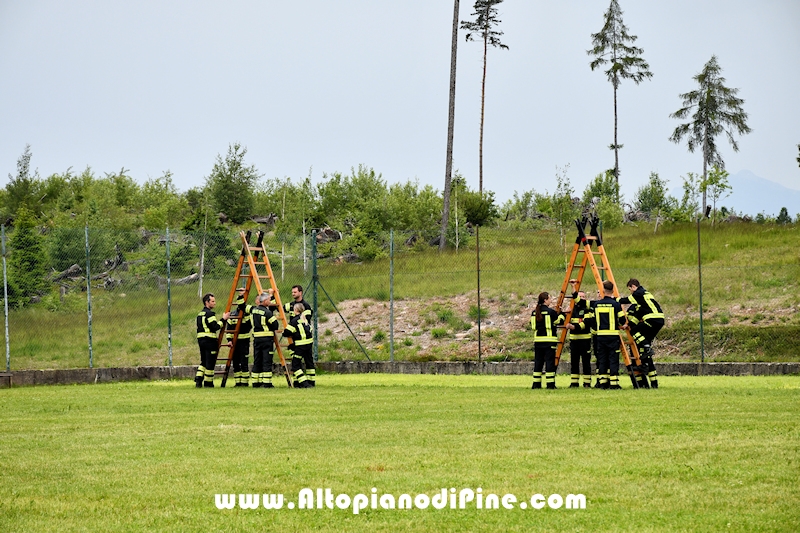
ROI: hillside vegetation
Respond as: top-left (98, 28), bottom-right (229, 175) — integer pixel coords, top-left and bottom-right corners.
top-left (2, 221), bottom-right (798, 370)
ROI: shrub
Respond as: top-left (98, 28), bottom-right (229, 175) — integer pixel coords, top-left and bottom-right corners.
top-left (431, 328), bottom-right (448, 339)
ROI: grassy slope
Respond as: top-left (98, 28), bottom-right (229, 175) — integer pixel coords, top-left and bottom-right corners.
top-left (1, 374), bottom-right (799, 532)
top-left (3, 222), bottom-right (799, 369)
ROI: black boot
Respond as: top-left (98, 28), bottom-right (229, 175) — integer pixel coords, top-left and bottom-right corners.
top-left (263, 383), bottom-right (275, 389)
top-left (204, 381), bottom-right (214, 388)
top-left (569, 383), bottom-right (579, 388)
top-left (195, 376), bottom-right (203, 388)
top-left (546, 383), bottom-right (557, 390)
top-left (532, 382), bottom-right (542, 389)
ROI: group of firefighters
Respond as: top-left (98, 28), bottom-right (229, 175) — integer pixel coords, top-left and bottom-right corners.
top-left (530, 278), bottom-right (665, 390)
top-left (195, 278), bottom-right (663, 390)
top-left (195, 285), bottom-right (316, 389)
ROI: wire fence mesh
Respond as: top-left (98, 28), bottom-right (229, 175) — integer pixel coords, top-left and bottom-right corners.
top-left (1, 222), bottom-right (798, 371)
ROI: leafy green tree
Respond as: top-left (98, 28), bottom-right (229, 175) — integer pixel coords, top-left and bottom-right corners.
top-left (440, 0), bottom-right (461, 251)
top-left (8, 207), bottom-right (48, 305)
top-left (385, 181), bottom-right (442, 233)
top-left (702, 165), bottom-right (731, 226)
top-left (596, 197), bottom-right (624, 228)
top-left (500, 189), bottom-right (537, 223)
top-left (588, 0), bottom-right (653, 191)
top-left (4, 144), bottom-right (42, 219)
top-left (670, 55), bottom-right (751, 210)
top-left (671, 172), bottom-right (701, 222)
top-left (776, 207), bottom-right (791, 225)
top-left (206, 143), bottom-right (260, 224)
top-left (550, 166), bottom-right (580, 245)
top-left (633, 172), bottom-right (670, 216)
top-left (40, 170), bottom-right (72, 218)
top-left (105, 167), bottom-right (139, 209)
top-left (462, 190), bottom-right (499, 227)
top-left (139, 171), bottom-right (188, 230)
top-left (461, 0), bottom-right (508, 192)
top-left (582, 170), bottom-right (620, 211)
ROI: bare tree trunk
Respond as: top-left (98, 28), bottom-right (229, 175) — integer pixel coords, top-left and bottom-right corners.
top-left (479, 31), bottom-right (488, 193)
top-left (439, 0), bottom-right (460, 252)
top-left (613, 82), bottom-right (619, 200)
top-left (702, 124), bottom-right (709, 212)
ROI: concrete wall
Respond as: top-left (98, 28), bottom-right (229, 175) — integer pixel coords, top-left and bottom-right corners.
top-left (2, 361), bottom-right (798, 388)
top-left (316, 361), bottom-right (800, 377)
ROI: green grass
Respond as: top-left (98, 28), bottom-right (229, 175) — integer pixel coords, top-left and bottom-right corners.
top-left (1, 374), bottom-right (798, 532)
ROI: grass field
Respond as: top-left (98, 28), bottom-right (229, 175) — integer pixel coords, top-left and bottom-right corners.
top-left (2, 374), bottom-right (799, 532)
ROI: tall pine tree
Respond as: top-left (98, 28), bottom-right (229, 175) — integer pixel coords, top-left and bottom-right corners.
top-left (588, 0), bottom-right (652, 193)
top-left (461, 0), bottom-right (508, 193)
top-left (670, 55), bottom-right (751, 211)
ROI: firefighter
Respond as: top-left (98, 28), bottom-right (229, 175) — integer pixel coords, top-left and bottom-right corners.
top-left (588, 281), bottom-right (626, 390)
top-left (283, 302), bottom-right (315, 388)
top-left (619, 278), bottom-right (665, 388)
top-left (531, 292), bottom-right (565, 390)
top-left (240, 291), bottom-right (279, 388)
top-left (567, 280), bottom-right (593, 388)
top-left (284, 285), bottom-right (312, 321)
top-left (227, 288), bottom-right (252, 387)
top-left (282, 285), bottom-right (314, 385)
top-left (196, 293), bottom-right (229, 388)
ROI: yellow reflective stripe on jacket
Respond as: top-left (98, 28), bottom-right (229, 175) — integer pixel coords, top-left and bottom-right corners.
top-left (532, 310), bottom-right (563, 343)
top-left (197, 311), bottom-right (218, 338)
top-left (641, 293), bottom-right (664, 320)
top-left (594, 307), bottom-right (621, 335)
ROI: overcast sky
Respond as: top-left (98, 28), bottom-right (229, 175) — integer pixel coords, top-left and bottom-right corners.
top-left (1, 0), bottom-right (798, 207)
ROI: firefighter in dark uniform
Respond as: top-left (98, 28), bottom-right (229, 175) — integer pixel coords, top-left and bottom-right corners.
top-left (567, 281), bottom-right (593, 388)
top-left (227, 288), bottom-right (252, 387)
top-left (196, 293), bottom-right (229, 388)
top-left (284, 285), bottom-right (312, 319)
top-left (531, 292), bottom-right (565, 389)
top-left (283, 284), bottom-right (314, 385)
top-left (588, 281), bottom-right (626, 389)
top-left (239, 292), bottom-right (279, 388)
top-left (619, 278), bottom-right (665, 388)
top-left (283, 302), bottom-right (315, 388)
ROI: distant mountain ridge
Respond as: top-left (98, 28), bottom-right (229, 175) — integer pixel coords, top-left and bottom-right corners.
top-left (671, 170), bottom-right (800, 218)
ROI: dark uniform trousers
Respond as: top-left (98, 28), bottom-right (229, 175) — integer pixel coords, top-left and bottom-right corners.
top-left (197, 337), bottom-right (218, 385)
top-left (232, 338), bottom-right (250, 385)
top-left (533, 343), bottom-right (557, 389)
top-left (291, 344), bottom-right (315, 387)
top-left (631, 318), bottom-right (663, 387)
top-left (595, 336), bottom-right (620, 389)
top-left (252, 337), bottom-right (275, 387)
top-left (631, 318), bottom-right (664, 352)
top-left (569, 338), bottom-right (592, 386)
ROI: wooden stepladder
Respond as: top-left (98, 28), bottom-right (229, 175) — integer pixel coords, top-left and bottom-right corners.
top-left (553, 217), bottom-right (649, 389)
top-left (215, 230), bottom-right (293, 387)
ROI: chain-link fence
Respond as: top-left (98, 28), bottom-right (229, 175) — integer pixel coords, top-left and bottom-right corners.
top-left (2, 222), bottom-right (798, 371)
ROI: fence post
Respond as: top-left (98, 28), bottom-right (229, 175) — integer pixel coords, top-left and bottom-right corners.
top-left (85, 225), bottom-right (94, 368)
top-left (312, 229), bottom-right (318, 362)
top-left (166, 227), bottom-right (173, 367)
top-left (697, 212), bottom-right (706, 363)
top-left (476, 225), bottom-right (481, 362)
top-left (2, 225), bottom-right (9, 373)
top-left (390, 229), bottom-right (394, 362)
